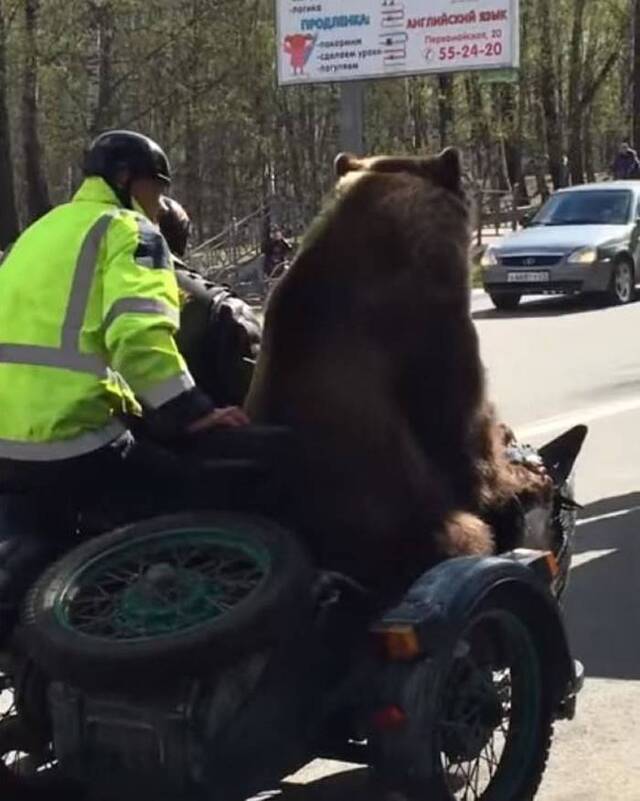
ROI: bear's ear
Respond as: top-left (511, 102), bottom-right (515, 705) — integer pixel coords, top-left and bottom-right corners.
top-left (335, 152), bottom-right (361, 177)
top-left (435, 147), bottom-right (462, 192)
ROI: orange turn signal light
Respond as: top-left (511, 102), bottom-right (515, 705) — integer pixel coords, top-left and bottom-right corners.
top-left (509, 547), bottom-right (561, 584)
top-left (544, 551), bottom-right (560, 579)
top-left (371, 624), bottom-right (421, 661)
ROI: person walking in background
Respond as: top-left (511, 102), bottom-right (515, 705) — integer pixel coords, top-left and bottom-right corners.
top-left (611, 141), bottom-right (640, 179)
top-left (262, 224), bottom-right (293, 278)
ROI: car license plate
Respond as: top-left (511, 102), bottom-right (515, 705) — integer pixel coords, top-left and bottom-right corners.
top-left (507, 271), bottom-right (550, 283)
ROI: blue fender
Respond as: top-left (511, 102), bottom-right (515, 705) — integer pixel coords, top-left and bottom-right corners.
top-left (374, 554), bottom-right (579, 718)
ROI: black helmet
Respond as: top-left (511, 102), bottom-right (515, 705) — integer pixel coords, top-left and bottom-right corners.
top-left (84, 130), bottom-right (171, 187)
top-left (159, 196), bottom-right (191, 258)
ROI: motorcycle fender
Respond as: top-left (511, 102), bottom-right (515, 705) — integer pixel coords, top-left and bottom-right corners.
top-left (371, 556), bottom-right (577, 717)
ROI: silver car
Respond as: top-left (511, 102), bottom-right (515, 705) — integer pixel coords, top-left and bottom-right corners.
top-left (481, 182), bottom-right (640, 311)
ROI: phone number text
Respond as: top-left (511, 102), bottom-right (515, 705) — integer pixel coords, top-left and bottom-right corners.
top-left (439, 42), bottom-right (503, 60)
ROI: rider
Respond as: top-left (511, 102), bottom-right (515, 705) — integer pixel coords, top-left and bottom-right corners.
top-left (158, 195), bottom-right (191, 265)
top-left (0, 130), bottom-right (249, 642)
top-left (158, 195), bottom-right (263, 408)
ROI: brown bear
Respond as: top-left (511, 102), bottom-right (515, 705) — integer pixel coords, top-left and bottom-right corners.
top-left (245, 148), bottom-right (549, 597)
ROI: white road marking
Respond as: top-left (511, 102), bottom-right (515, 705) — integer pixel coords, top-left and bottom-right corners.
top-left (577, 506), bottom-right (640, 527)
top-left (517, 395), bottom-right (640, 440)
top-left (571, 548), bottom-right (618, 569)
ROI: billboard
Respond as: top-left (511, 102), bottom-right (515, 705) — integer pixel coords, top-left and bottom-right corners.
top-left (276, 0), bottom-right (519, 86)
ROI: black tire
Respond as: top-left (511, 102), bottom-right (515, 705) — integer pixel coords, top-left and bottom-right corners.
top-left (489, 292), bottom-right (521, 312)
top-left (607, 257), bottom-right (635, 305)
top-left (371, 593), bottom-right (554, 801)
top-left (21, 512), bottom-right (314, 691)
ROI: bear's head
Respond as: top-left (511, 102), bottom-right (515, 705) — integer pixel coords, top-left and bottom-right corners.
top-left (334, 147), bottom-right (464, 197)
top-left (296, 147), bottom-right (471, 301)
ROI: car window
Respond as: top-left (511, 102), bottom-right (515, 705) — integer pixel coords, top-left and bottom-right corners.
top-left (531, 190), bottom-right (632, 226)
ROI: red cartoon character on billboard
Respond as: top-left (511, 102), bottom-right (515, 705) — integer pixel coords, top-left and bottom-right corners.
top-left (283, 33), bottom-right (317, 76)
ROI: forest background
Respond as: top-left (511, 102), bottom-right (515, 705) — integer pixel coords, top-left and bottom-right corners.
top-left (0, 0), bottom-right (635, 250)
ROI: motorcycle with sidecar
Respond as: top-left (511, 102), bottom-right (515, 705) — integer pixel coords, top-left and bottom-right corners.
top-left (0, 422), bottom-right (587, 801)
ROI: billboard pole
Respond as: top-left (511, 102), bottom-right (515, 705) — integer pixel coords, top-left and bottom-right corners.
top-left (339, 82), bottom-right (365, 155)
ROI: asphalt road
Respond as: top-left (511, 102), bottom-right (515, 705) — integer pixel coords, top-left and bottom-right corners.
top-left (279, 291), bottom-right (640, 801)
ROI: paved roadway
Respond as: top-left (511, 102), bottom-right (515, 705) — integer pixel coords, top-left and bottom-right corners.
top-left (278, 290), bottom-right (640, 801)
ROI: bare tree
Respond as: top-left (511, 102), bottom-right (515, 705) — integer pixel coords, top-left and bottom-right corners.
top-left (567, 0), bottom-right (587, 184)
top-left (567, 0), bottom-right (619, 185)
top-left (633, 0), bottom-right (640, 149)
top-left (0, 2), bottom-right (19, 245)
top-left (22, 0), bottom-right (51, 222)
top-left (437, 75), bottom-right (454, 149)
top-left (538, 0), bottom-right (565, 189)
top-left (86, 0), bottom-right (114, 136)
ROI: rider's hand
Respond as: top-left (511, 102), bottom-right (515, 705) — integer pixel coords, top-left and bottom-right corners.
top-left (188, 406), bottom-right (250, 433)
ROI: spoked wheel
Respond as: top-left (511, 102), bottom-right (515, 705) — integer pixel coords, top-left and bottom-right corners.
top-left (372, 598), bottom-right (553, 801)
top-left (60, 530), bottom-right (270, 640)
top-left (436, 607), bottom-right (551, 800)
top-left (23, 513), bottom-right (313, 691)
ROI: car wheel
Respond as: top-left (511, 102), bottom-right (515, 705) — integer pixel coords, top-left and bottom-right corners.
top-left (489, 292), bottom-right (521, 312)
top-left (608, 258), bottom-right (635, 305)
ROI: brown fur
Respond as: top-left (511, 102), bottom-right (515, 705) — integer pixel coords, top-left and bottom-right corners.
top-left (246, 148), bottom-right (549, 595)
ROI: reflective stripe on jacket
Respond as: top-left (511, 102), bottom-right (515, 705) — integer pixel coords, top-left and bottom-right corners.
top-left (0, 177), bottom-right (194, 460)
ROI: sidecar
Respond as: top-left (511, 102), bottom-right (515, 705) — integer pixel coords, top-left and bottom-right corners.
top-left (0, 425), bottom-right (586, 801)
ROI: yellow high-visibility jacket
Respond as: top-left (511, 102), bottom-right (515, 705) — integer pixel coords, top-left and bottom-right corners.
top-left (0, 177), bottom-right (200, 460)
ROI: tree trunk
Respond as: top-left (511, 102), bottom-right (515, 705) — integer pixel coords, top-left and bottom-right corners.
top-left (511, 0), bottom-right (529, 203)
top-left (279, 93), bottom-right (304, 210)
top-left (0, 7), bottom-right (19, 246)
top-left (497, 85), bottom-right (525, 198)
top-left (584, 108), bottom-right (596, 182)
top-left (303, 86), bottom-right (321, 211)
top-left (567, 0), bottom-right (587, 185)
top-left (22, 0), bottom-right (50, 222)
top-left (407, 77), bottom-right (427, 152)
top-left (538, 0), bottom-right (565, 188)
top-left (87, 0), bottom-right (114, 136)
top-left (182, 0), bottom-right (204, 240)
top-left (583, 33), bottom-right (596, 183)
top-left (437, 75), bottom-right (453, 149)
top-left (633, 0), bottom-right (640, 149)
top-left (515, 77), bottom-right (528, 203)
top-left (184, 99), bottom-right (203, 241)
top-left (529, 85), bottom-right (550, 200)
top-left (464, 77), bottom-right (493, 185)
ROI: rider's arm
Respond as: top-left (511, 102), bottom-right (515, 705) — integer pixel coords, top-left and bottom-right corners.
top-left (101, 213), bottom-right (216, 435)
